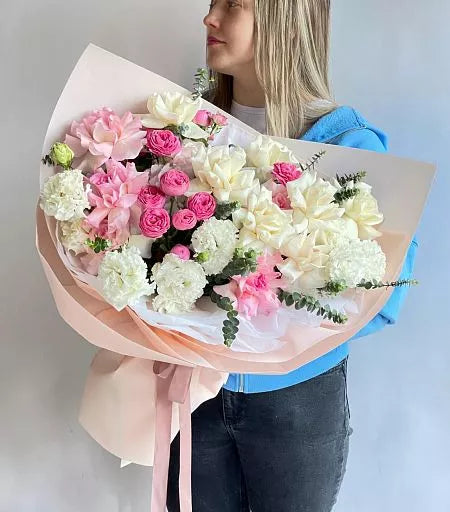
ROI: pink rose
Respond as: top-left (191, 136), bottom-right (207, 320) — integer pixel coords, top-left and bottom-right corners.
top-left (138, 185), bottom-right (167, 209)
top-left (193, 110), bottom-right (212, 127)
top-left (211, 113), bottom-right (228, 126)
top-left (139, 208), bottom-right (170, 238)
top-left (187, 192), bottom-right (217, 220)
top-left (159, 169), bottom-right (190, 196)
top-left (272, 189), bottom-right (292, 210)
top-left (170, 244), bottom-right (191, 260)
top-left (172, 209), bottom-right (197, 231)
top-left (146, 129), bottom-right (182, 157)
top-left (64, 108), bottom-right (146, 171)
top-left (272, 162), bottom-right (302, 186)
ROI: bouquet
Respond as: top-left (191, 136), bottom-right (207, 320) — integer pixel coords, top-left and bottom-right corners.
top-left (36, 44), bottom-right (435, 512)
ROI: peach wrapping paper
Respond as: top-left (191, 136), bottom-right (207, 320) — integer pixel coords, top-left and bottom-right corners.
top-left (36, 43), bottom-right (436, 509)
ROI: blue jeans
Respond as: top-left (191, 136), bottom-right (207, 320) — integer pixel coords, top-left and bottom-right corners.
top-left (167, 356), bottom-right (353, 512)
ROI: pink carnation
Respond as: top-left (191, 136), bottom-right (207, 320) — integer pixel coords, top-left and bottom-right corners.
top-left (172, 209), bottom-right (197, 230)
top-left (170, 244), bottom-right (191, 260)
top-left (272, 162), bottom-right (302, 186)
top-left (159, 169), bottom-right (190, 196)
top-left (64, 107), bottom-right (146, 171)
top-left (85, 159), bottom-right (149, 241)
top-left (139, 208), bottom-right (170, 239)
top-left (193, 110), bottom-right (212, 127)
top-left (138, 185), bottom-right (167, 209)
top-left (213, 251), bottom-right (284, 319)
top-left (146, 129), bottom-right (182, 157)
top-left (187, 192), bottom-right (216, 220)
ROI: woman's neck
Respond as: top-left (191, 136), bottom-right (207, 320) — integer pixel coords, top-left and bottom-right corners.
top-left (232, 67), bottom-right (265, 107)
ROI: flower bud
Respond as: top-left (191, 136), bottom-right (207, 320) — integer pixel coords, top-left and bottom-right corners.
top-left (50, 142), bottom-right (74, 169)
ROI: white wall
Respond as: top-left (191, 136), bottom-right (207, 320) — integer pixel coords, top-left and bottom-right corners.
top-left (1, 1), bottom-right (448, 511)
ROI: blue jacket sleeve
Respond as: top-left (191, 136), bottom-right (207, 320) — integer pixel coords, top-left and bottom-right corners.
top-left (330, 128), bottom-right (419, 341)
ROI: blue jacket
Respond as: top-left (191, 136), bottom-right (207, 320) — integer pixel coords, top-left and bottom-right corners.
top-left (223, 105), bottom-right (419, 393)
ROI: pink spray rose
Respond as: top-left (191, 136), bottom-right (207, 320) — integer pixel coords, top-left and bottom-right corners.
top-left (187, 192), bottom-right (216, 220)
top-left (85, 159), bottom-right (149, 241)
top-left (139, 208), bottom-right (170, 238)
top-left (64, 107), bottom-right (147, 171)
top-left (170, 244), bottom-right (191, 260)
top-left (138, 185), bottom-right (167, 209)
top-left (193, 110), bottom-right (213, 127)
top-left (272, 186), bottom-right (292, 210)
top-left (146, 129), bottom-right (182, 157)
top-left (172, 209), bottom-right (197, 231)
top-left (272, 162), bottom-right (302, 186)
top-left (159, 169), bottom-right (190, 196)
top-left (211, 113), bottom-right (228, 126)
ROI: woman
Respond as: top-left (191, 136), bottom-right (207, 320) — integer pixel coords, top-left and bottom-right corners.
top-left (167, 1), bottom-right (418, 510)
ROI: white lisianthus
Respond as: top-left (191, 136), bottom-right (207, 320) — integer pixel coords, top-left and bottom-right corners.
top-left (232, 186), bottom-right (295, 252)
top-left (59, 219), bottom-right (90, 254)
top-left (191, 217), bottom-right (238, 275)
top-left (315, 216), bottom-right (360, 247)
top-left (341, 182), bottom-right (384, 239)
top-left (327, 238), bottom-right (386, 288)
top-left (187, 144), bottom-right (260, 205)
top-left (98, 245), bottom-right (155, 311)
top-left (137, 92), bottom-right (208, 139)
top-left (278, 230), bottom-right (331, 291)
top-left (150, 253), bottom-right (207, 314)
top-left (286, 170), bottom-right (345, 234)
top-left (40, 168), bottom-right (91, 221)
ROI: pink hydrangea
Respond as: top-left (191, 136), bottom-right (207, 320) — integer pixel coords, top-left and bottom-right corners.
top-left (64, 107), bottom-right (147, 171)
top-left (213, 251), bottom-right (284, 319)
top-left (85, 159), bottom-right (149, 242)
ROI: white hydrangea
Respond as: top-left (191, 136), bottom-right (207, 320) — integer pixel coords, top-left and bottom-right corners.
top-left (59, 219), bottom-right (90, 254)
top-left (327, 238), bottom-right (386, 289)
top-left (150, 253), bottom-right (207, 313)
top-left (98, 245), bottom-right (155, 311)
top-left (40, 168), bottom-right (91, 221)
top-left (191, 217), bottom-right (238, 275)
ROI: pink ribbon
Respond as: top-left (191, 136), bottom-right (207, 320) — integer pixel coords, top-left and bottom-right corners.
top-left (151, 362), bottom-right (194, 512)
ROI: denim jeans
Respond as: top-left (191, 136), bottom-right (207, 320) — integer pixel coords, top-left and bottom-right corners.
top-left (167, 356), bottom-right (353, 512)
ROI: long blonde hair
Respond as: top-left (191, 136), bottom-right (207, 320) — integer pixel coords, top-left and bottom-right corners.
top-left (204, 0), bottom-right (339, 139)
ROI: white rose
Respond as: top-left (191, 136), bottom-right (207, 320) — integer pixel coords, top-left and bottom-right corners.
top-left (233, 186), bottom-right (295, 252)
top-left (245, 134), bottom-right (301, 169)
top-left (137, 91), bottom-right (208, 140)
top-left (278, 230), bottom-right (330, 291)
top-left (286, 171), bottom-right (345, 234)
top-left (187, 144), bottom-right (260, 205)
top-left (342, 182), bottom-right (384, 240)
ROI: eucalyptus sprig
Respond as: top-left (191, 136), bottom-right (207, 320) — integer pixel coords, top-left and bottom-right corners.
top-left (357, 278), bottom-right (419, 290)
top-left (210, 290), bottom-right (240, 347)
top-left (299, 150), bottom-right (326, 173)
top-left (335, 170), bottom-right (367, 187)
top-left (333, 187), bottom-right (360, 204)
top-left (192, 67), bottom-right (215, 101)
top-left (278, 290), bottom-right (348, 324)
top-left (318, 280), bottom-right (348, 296)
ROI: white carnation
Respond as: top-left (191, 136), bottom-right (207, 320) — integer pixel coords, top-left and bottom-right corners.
top-left (59, 219), bottom-right (90, 254)
top-left (151, 253), bottom-right (207, 313)
top-left (328, 238), bottom-right (386, 288)
top-left (191, 218), bottom-right (238, 275)
top-left (40, 168), bottom-right (90, 221)
top-left (98, 245), bottom-right (155, 311)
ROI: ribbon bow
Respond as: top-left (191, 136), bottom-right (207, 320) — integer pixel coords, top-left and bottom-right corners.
top-left (151, 362), bottom-right (194, 512)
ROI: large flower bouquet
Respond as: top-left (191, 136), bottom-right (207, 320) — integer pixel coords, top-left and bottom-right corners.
top-left (36, 45), bottom-right (435, 512)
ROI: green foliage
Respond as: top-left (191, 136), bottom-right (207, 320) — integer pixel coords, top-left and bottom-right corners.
top-left (299, 150), bottom-right (326, 173)
top-left (357, 278), bottom-right (419, 290)
top-left (319, 281), bottom-right (348, 295)
top-left (214, 201), bottom-right (241, 220)
top-left (333, 187), bottom-right (360, 204)
top-left (192, 67), bottom-right (215, 101)
top-left (278, 290), bottom-right (348, 324)
top-left (210, 290), bottom-right (240, 347)
top-left (85, 237), bottom-right (110, 254)
top-left (335, 170), bottom-right (367, 187)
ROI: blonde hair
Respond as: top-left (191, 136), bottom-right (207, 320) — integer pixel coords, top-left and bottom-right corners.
top-left (204, 0), bottom-right (339, 139)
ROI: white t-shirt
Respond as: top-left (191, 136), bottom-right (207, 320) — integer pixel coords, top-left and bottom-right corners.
top-left (230, 99), bottom-right (266, 135)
